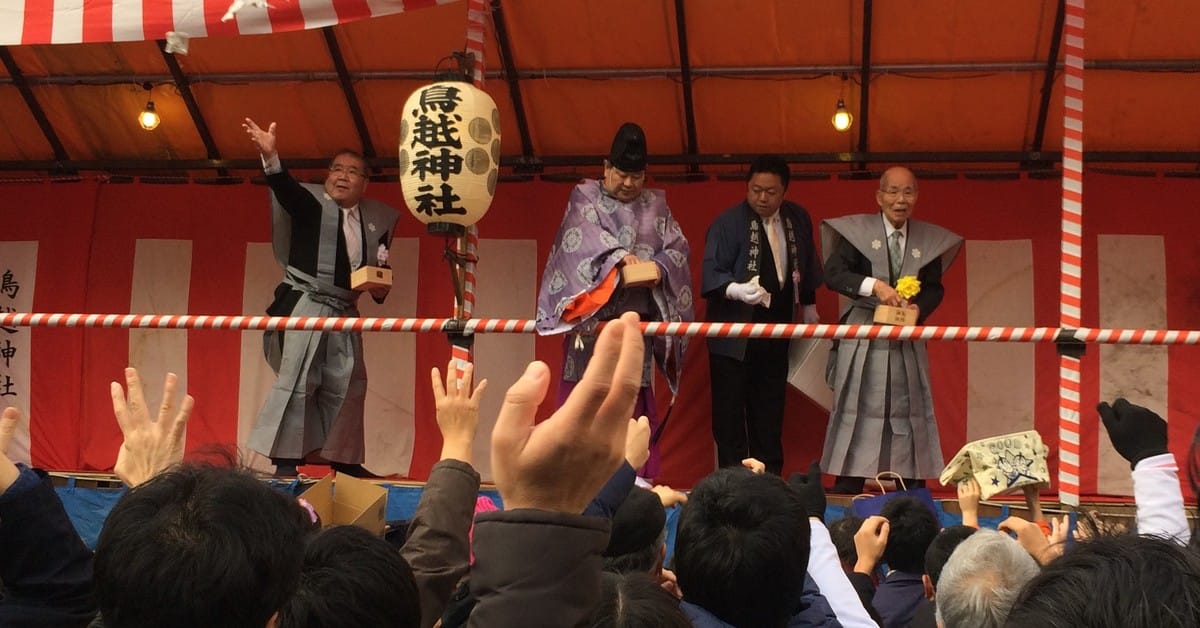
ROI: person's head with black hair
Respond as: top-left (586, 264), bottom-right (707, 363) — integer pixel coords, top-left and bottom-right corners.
top-left (603, 487), bottom-right (668, 575)
top-left (1004, 533), bottom-right (1200, 628)
top-left (923, 524), bottom-right (977, 599)
top-left (674, 467), bottom-right (810, 628)
top-left (588, 572), bottom-right (691, 628)
top-left (745, 155), bottom-right (791, 219)
top-left (879, 496), bottom-right (939, 574)
top-left (827, 515), bottom-right (865, 574)
top-left (278, 524), bottom-right (420, 628)
top-left (94, 464), bottom-right (313, 628)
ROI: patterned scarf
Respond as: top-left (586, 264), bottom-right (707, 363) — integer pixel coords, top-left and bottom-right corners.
top-left (746, 214), bottom-right (801, 304)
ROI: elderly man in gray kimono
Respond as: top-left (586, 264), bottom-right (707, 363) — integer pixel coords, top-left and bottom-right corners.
top-left (535, 122), bottom-right (693, 479)
top-left (243, 117), bottom-right (399, 478)
top-left (821, 166), bottom-right (962, 494)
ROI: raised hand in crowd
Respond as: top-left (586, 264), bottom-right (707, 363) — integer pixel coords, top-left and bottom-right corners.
top-left (789, 461), bottom-right (827, 522)
top-left (957, 477), bottom-right (980, 528)
top-left (658, 567), bottom-right (683, 600)
top-left (431, 360), bottom-right (488, 464)
top-left (650, 484), bottom-right (687, 508)
top-left (624, 415), bottom-right (650, 470)
top-left (1023, 483), bottom-right (1045, 523)
top-left (741, 457), bottom-right (766, 474)
top-left (110, 368), bottom-right (193, 488)
top-left (999, 515), bottom-right (1063, 566)
top-left (1098, 397), bottom-right (1168, 468)
top-left (1045, 514), bottom-right (1070, 558)
top-left (852, 515), bottom-right (890, 576)
top-left (491, 310), bottom-right (644, 514)
top-left (1099, 397), bottom-right (1189, 544)
top-left (0, 406), bottom-right (20, 492)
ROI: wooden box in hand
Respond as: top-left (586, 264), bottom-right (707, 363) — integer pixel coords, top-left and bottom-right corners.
top-left (351, 266), bottom-right (392, 291)
top-left (620, 261), bottom-right (659, 288)
top-left (873, 304), bottom-right (917, 326)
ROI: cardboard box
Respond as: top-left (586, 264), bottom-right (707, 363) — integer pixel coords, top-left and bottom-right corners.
top-left (351, 265), bottom-right (393, 291)
top-left (873, 304), bottom-right (917, 326)
top-left (620, 261), bottom-right (659, 288)
top-left (300, 472), bottom-right (388, 535)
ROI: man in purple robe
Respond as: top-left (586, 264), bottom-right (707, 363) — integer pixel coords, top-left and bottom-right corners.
top-left (535, 122), bottom-right (694, 479)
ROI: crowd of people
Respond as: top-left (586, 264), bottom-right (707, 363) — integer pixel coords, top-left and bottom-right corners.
top-left (2, 315), bottom-right (1200, 627)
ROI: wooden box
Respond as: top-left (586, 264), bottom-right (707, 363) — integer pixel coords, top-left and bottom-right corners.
top-left (351, 265), bottom-right (392, 291)
top-left (873, 304), bottom-right (917, 326)
top-left (620, 261), bottom-right (659, 288)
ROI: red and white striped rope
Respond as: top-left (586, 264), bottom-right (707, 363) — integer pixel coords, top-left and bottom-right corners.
top-left (1058, 0), bottom-right (1086, 507)
top-left (465, 0), bottom-right (487, 85)
top-left (5, 312), bottom-right (1200, 344)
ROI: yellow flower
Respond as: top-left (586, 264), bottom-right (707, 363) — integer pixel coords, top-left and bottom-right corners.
top-left (895, 275), bottom-right (921, 300)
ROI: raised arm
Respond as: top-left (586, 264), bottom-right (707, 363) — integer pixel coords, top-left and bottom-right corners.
top-left (0, 407), bottom-right (97, 627)
top-left (469, 311), bottom-right (646, 627)
top-left (243, 117), bottom-right (317, 216)
top-left (402, 361), bottom-right (487, 628)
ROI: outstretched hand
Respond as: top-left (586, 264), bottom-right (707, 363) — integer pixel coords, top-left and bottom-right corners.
top-left (111, 368), bottom-right (193, 488)
top-left (431, 360), bottom-right (488, 464)
top-left (0, 407), bottom-right (21, 492)
top-left (0, 406), bottom-right (17, 458)
top-left (1097, 397), bottom-right (1168, 469)
top-left (741, 457), bottom-right (766, 474)
top-left (491, 311), bottom-right (644, 513)
top-left (958, 477), bottom-right (981, 528)
top-left (625, 415), bottom-right (650, 470)
top-left (789, 461), bottom-right (827, 522)
top-left (853, 515), bottom-right (890, 575)
top-left (999, 515), bottom-right (1059, 566)
top-left (242, 117), bottom-right (278, 161)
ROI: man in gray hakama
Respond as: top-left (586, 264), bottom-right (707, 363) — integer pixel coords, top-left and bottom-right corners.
top-left (821, 167), bottom-right (962, 493)
top-left (243, 118), bottom-right (399, 477)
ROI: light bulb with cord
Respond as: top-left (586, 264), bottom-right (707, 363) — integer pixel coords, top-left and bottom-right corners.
top-left (831, 99), bottom-right (853, 132)
top-left (138, 82), bottom-right (160, 131)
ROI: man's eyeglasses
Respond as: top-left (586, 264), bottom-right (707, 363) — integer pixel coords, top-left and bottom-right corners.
top-left (329, 164), bottom-right (366, 179)
top-left (881, 187), bottom-right (916, 198)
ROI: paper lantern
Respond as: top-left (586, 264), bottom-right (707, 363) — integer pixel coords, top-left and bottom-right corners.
top-left (399, 81), bottom-right (501, 235)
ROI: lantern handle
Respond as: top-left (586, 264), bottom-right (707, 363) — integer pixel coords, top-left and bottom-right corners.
top-left (434, 51), bottom-right (477, 83)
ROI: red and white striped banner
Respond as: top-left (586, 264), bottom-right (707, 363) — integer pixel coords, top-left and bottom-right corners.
top-left (1058, 0), bottom-right (1086, 507)
top-left (0, 0), bottom-right (461, 46)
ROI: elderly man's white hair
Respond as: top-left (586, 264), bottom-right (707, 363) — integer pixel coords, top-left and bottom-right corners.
top-left (935, 528), bottom-right (1040, 628)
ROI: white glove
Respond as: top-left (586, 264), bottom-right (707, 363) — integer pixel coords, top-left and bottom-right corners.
top-left (802, 304), bottom-right (819, 324)
top-left (726, 278), bottom-right (768, 306)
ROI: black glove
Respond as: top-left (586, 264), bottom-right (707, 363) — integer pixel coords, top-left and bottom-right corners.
top-left (1097, 398), bottom-right (1168, 469)
top-left (788, 461), bottom-right (827, 523)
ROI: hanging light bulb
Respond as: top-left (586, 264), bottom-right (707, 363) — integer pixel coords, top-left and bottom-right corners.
top-left (831, 98), bottom-right (853, 132)
top-left (138, 83), bottom-right (160, 131)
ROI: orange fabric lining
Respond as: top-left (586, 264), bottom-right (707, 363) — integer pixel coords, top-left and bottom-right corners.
top-left (563, 267), bottom-right (619, 322)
